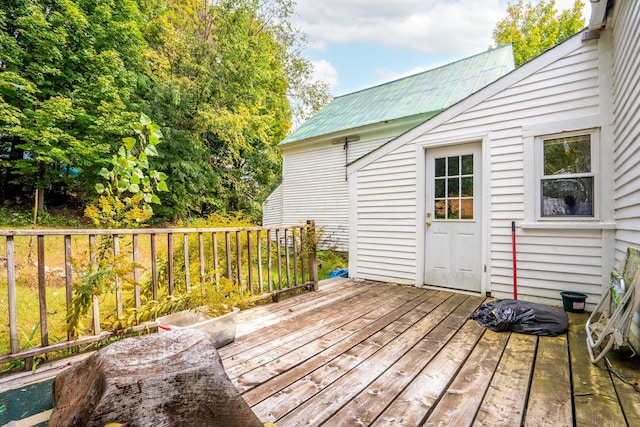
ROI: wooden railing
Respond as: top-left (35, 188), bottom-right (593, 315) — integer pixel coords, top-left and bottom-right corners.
top-left (0, 221), bottom-right (317, 369)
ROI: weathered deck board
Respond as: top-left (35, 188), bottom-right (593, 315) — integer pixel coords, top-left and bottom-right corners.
top-left (473, 332), bottom-right (537, 426)
top-left (373, 320), bottom-right (486, 426)
top-left (568, 312), bottom-right (627, 427)
top-left (422, 329), bottom-right (510, 426)
top-left (325, 295), bottom-right (484, 426)
top-left (218, 280), bottom-right (639, 427)
top-left (222, 282), bottom-right (409, 373)
top-left (231, 286), bottom-right (429, 394)
top-left (525, 335), bottom-right (572, 427)
top-left (273, 292), bottom-right (472, 426)
top-left (607, 349), bottom-right (640, 426)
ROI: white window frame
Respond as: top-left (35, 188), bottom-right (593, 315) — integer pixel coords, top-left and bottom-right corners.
top-left (534, 128), bottom-right (599, 222)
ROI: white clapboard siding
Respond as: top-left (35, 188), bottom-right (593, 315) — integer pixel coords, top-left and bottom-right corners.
top-left (353, 35), bottom-right (608, 308)
top-left (610, 0), bottom-right (640, 350)
top-left (611, 0), bottom-right (640, 263)
top-left (356, 144), bottom-right (417, 283)
top-left (262, 183), bottom-right (283, 227)
top-left (281, 141), bottom-right (349, 251)
top-left (278, 124), bottom-right (406, 252)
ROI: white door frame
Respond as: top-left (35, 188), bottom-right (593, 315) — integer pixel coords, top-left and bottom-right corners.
top-left (415, 132), bottom-right (491, 296)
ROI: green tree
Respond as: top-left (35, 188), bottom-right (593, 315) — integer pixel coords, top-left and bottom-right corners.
top-left (493, 0), bottom-right (585, 66)
top-left (143, 0), bottom-right (330, 220)
top-left (0, 0), bottom-right (147, 212)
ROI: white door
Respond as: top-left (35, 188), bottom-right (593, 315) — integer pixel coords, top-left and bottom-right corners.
top-left (424, 143), bottom-right (482, 292)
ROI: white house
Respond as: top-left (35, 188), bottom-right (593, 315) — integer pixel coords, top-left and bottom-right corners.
top-left (347, 0), bottom-right (639, 310)
top-left (263, 47), bottom-right (515, 251)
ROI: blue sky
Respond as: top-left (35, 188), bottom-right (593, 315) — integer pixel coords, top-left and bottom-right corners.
top-left (292, 0), bottom-right (591, 96)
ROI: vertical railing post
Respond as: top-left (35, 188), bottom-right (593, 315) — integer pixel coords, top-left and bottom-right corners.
top-left (64, 235), bottom-right (73, 340)
top-left (235, 230), bottom-right (242, 287)
top-left (183, 233), bottom-right (190, 292)
top-left (199, 233), bottom-right (205, 285)
top-left (113, 235), bottom-right (122, 318)
top-left (275, 228), bottom-right (282, 290)
top-left (6, 236), bottom-right (19, 354)
top-left (247, 230), bottom-right (253, 295)
top-left (212, 232), bottom-right (220, 288)
top-left (133, 234), bottom-right (141, 310)
top-left (168, 232), bottom-right (174, 295)
top-left (89, 235), bottom-right (101, 335)
top-left (267, 229), bottom-right (273, 293)
top-left (292, 229), bottom-right (299, 286)
top-left (300, 226), bottom-right (306, 282)
top-left (257, 230), bottom-right (263, 294)
top-left (307, 220), bottom-right (318, 291)
top-left (284, 229), bottom-right (291, 287)
top-left (37, 235), bottom-right (49, 347)
top-left (225, 232), bottom-right (232, 280)
top-left (151, 233), bottom-right (158, 301)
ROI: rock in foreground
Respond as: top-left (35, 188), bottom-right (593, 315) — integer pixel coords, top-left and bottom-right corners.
top-left (49, 329), bottom-right (262, 427)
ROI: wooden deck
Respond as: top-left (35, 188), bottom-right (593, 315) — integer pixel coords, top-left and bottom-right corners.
top-left (221, 279), bottom-right (640, 427)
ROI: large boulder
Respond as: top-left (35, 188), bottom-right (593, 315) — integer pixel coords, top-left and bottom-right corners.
top-left (48, 329), bottom-right (263, 427)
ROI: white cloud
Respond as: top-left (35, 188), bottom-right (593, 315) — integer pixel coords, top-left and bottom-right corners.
top-left (294, 0), bottom-right (590, 57)
top-left (311, 59), bottom-right (340, 90)
top-left (294, 0), bottom-right (506, 57)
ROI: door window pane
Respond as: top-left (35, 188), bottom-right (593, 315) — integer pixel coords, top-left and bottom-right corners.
top-left (447, 156), bottom-right (459, 175)
top-left (435, 178), bottom-right (445, 198)
top-left (462, 155), bottom-right (473, 174)
top-left (461, 199), bottom-right (474, 219)
top-left (435, 158), bottom-right (446, 177)
top-left (447, 178), bottom-right (459, 197)
top-left (461, 177), bottom-right (473, 197)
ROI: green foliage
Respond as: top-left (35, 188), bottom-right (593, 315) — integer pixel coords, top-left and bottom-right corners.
top-left (142, 0), bottom-right (330, 220)
top-left (113, 279), bottom-right (246, 331)
top-left (1, 0), bottom-right (330, 221)
top-left (318, 250), bottom-right (348, 280)
top-left (67, 252), bottom-right (140, 336)
top-left (0, 0), bottom-right (147, 207)
top-left (493, 0), bottom-right (585, 66)
top-left (84, 114), bottom-right (168, 228)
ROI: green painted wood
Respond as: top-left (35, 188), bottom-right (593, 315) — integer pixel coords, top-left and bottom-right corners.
top-left (0, 378), bottom-right (53, 425)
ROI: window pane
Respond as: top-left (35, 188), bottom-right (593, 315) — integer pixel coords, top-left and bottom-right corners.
top-left (434, 200), bottom-right (446, 219)
top-left (448, 156), bottom-right (459, 175)
top-left (461, 177), bottom-right (473, 197)
top-left (435, 178), bottom-right (445, 198)
top-left (447, 178), bottom-right (459, 197)
top-left (544, 135), bottom-right (591, 175)
top-left (448, 200), bottom-right (460, 219)
top-left (435, 158), bottom-right (445, 177)
top-left (462, 155), bottom-right (473, 174)
top-left (541, 177), bottom-right (593, 216)
top-left (461, 199), bottom-right (473, 219)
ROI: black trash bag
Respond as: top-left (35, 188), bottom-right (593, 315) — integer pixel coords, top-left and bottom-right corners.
top-left (469, 299), bottom-right (568, 336)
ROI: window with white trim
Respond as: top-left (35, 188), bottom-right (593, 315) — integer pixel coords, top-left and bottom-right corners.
top-left (538, 131), bottom-right (597, 218)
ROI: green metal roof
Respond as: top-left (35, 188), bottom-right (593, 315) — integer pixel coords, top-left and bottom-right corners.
top-left (281, 45), bottom-right (515, 145)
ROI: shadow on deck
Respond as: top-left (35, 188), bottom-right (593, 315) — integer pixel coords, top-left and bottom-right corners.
top-left (222, 278), bottom-right (640, 426)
